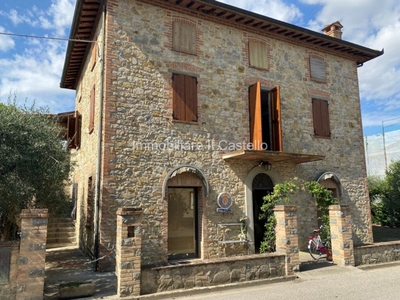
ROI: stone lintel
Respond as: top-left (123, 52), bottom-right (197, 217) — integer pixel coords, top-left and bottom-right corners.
top-left (117, 207), bottom-right (142, 216)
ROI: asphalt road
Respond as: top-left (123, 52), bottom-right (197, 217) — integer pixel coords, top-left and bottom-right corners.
top-left (157, 262), bottom-right (400, 300)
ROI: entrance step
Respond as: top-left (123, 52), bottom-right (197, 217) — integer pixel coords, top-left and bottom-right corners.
top-left (47, 215), bottom-right (76, 249)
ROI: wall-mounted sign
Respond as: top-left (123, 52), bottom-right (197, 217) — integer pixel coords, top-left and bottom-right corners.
top-left (216, 192), bottom-right (232, 213)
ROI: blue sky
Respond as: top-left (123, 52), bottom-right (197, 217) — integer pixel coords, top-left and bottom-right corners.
top-left (0, 0), bottom-right (399, 136)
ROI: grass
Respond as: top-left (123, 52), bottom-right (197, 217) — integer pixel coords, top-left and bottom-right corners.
top-left (372, 225), bottom-right (400, 243)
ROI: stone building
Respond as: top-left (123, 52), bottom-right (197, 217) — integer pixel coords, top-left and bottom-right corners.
top-left (60, 0), bottom-right (383, 272)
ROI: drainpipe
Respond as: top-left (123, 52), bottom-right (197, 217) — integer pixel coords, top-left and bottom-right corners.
top-left (94, 2), bottom-right (106, 271)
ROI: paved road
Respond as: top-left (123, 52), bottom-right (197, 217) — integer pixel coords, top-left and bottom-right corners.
top-left (156, 262), bottom-right (400, 300)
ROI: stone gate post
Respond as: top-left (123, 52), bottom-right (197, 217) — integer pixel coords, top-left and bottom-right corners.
top-left (329, 205), bottom-right (354, 266)
top-left (116, 207), bottom-right (143, 297)
top-left (274, 205), bottom-right (299, 275)
top-left (17, 208), bottom-right (48, 300)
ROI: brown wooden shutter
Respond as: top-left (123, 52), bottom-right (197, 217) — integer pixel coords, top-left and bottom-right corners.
top-left (173, 22), bottom-right (196, 55)
top-left (249, 82), bottom-right (262, 150)
top-left (91, 42), bottom-right (97, 71)
top-left (185, 75), bottom-right (198, 122)
top-left (74, 111), bottom-right (81, 148)
top-left (67, 115), bottom-right (76, 149)
top-left (270, 86), bottom-right (282, 151)
top-left (312, 98), bottom-right (330, 137)
top-left (310, 57), bottom-right (326, 82)
top-left (249, 41), bottom-right (268, 69)
top-left (89, 85), bottom-right (95, 133)
top-left (172, 74), bottom-right (198, 122)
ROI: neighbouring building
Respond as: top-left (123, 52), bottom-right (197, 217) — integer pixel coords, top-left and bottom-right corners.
top-left (60, 0), bottom-right (383, 272)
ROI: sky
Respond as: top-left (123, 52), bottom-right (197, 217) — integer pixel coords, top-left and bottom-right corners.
top-left (0, 0), bottom-right (399, 136)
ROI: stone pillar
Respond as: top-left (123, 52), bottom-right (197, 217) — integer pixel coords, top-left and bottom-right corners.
top-left (116, 207), bottom-right (143, 297)
top-left (17, 209), bottom-right (48, 300)
top-left (274, 205), bottom-right (299, 275)
top-left (329, 205), bottom-right (354, 266)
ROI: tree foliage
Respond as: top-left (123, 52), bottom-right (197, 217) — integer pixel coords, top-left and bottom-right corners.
top-left (0, 97), bottom-right (72, 240)
top-left (369, 160), bottom-right (400, 227)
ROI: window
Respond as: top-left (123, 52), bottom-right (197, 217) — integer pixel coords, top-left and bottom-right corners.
top-left (66, 111), bottom-right (81, 149)
top-left (312, 98), bottom-right (330, 137)
top-left (173, 21), bottom-right (196, 55)
top-left (89, 85), bottom-right (95, 133)
top-left (249, 82), bottom-right (282, 151)
top-left (172, 73), bottom-right (198, 123)
top-left (249, 40), bottom-right (268, 69)
top-left (310, 56), bottom-right (326, 82)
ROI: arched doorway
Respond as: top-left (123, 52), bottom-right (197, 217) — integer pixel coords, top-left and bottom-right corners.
top-left (163, 165), bottom-right (209, 260)
top-left (315, 172), bottom-right (342, 227)
top-left (252, 173), bottom-right (274, 253)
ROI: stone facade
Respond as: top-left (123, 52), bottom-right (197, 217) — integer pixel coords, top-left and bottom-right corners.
top-left (65, 0), bottom-right (379, 272)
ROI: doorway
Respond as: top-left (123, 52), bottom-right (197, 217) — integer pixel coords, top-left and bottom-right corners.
top-left (252, 173), bottom-right (274, 253)
top-left (168, 187), bottom-right (198, 259)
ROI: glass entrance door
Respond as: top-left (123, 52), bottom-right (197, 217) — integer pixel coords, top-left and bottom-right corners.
top-left (168, 187), bottom-right (197, 259)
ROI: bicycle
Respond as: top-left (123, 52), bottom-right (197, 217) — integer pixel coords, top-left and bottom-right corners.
top-left (307, 225), bottom-right (331, 260)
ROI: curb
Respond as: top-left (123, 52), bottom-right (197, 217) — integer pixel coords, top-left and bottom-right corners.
top-left (357, 260), bottom-right (400, 271)
top-left (125, 275), bottom-right (297, 300)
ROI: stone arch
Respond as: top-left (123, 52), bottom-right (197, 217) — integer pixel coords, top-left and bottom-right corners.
top-left (162, 164), bottom-right (209, 199)
top-left (315, 171), bottom-right (343, 199)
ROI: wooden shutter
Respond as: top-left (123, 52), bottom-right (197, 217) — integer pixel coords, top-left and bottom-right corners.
top-left (67, 115), bottom-right (76, 149)
top-left (74, 111), bottom-right (81, 148)
top-left (173, 22), bottom-right (196, 55)
top-left (89, 85), bottom-right (95, 133)
top-left (312, 98), bottom-right (330, 137)
top-left (184, 75), bottom-right (198, 122)
top-left (270, 86), bottom-right (282, 151)
top-left (310, 57), bottom-right (326, 82)
top-left (249, 82), bottom-right (263, 150)
top-left (172, 74), bottom-right (198, 122)
top-left (91, 42), bottom-right (97, 71)
top-left (249, 41), bottom-right (268, 69)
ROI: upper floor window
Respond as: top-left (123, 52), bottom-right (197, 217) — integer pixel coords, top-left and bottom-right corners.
top-left (249, 82), bottom-right (282, 151)
top-left (173, 21), bottom-right (196, 55)
top-left (310, 56), bottom-right (326, 83)
top-left (59, 111), bottom-right (81, 150)
top-left (312, 98), bottom-right (330, 138)
top-left (249, 40), bottom-right (268, 69)
top-left (172, 73), bottom-right (198, 123)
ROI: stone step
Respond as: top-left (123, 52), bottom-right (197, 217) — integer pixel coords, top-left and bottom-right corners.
top-left (46, 215), bottom-right (76, 248)
top-left (47, 236), bottom-right (76, 244)
top-left (46, 242), bottom-right (77, 249)
top-left (47, 231), bottom-right (76, 238)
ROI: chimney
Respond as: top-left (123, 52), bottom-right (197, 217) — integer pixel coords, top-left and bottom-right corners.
top-left (322, 21), bottom-right (343, 39)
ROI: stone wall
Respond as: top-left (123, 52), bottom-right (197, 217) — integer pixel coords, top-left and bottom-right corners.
top-left (0, 242), bottom-right (19, 300)
top-left (141, 253), bottom-right (286, 295)
top-left (354, 242), bottom-right (400, 266)
top-left (0, 209), bottom-right (48, 300)
top-left (70, 0), bottom-right (373, 269)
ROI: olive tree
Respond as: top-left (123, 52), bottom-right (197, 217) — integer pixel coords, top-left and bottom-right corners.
top-left (0, 97), bottom-right (71, 240)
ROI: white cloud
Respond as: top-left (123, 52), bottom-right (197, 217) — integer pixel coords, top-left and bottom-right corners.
top-left (217, 0), bottom-right (302, 23)
top-left (0, 0), bottom-right (76, 112)
top-left (0, 26), bottom-right (15, 51)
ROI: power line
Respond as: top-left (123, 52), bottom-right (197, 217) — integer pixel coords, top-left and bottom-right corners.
top-left (0, 32), bottom-right (96, 43)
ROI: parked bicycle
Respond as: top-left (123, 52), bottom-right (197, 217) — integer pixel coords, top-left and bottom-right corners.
top-left (308, 225), bottom-right (331, 260)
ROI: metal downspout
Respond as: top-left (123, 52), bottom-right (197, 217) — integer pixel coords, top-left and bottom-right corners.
top-left (94, 2), bottom-right (106, 271)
